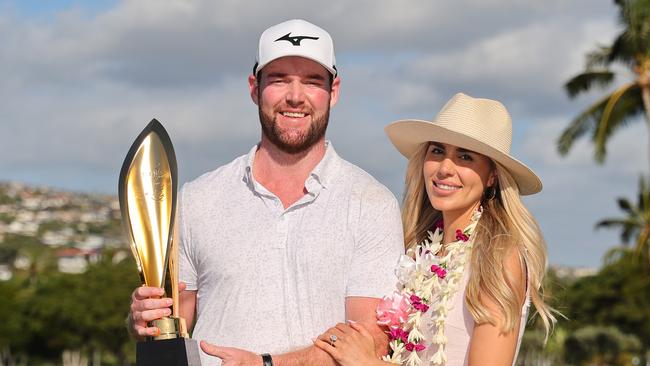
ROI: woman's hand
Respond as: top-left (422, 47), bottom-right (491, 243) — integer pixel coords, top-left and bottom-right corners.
top-left (313, 321), bottom-right (387, 366)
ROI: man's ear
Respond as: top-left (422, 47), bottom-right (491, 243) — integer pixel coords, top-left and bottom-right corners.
top-left (329, 76), bottom-right (341, 108)
top-left (248, 74), bottom-right (259, 105)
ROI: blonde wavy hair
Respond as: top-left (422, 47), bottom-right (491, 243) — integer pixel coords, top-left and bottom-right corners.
top-left (402, 142), bottom-right (555, 337)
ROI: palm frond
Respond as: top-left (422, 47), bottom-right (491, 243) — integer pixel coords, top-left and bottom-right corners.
top-left (586, 46), bottom-right (614, 69)
top-left (617, 198), bottom-right (634, 213)
top-left (639, 176), bottom-right (650, 210)
top-left (557, 85), bottom-right (643, 158)
top-left (603, 246), bottom-right (632, 265)
top-left (593, 83), bottom-right (637, 161)
top-left (598, 174), bottom-right (650, 253)
top-left (597, 216), bottom-right (637, 244)
top-left (591, 84), bottom-right (643, 162)
top-left (621, 222), bottom-right (638, 243)
top-left (595, 218), bottom-right (631, 228)
top-left (624, 0), bottom-right (650, 53)
top-left (564, 70), bottom-right (615, 98)
top-left (557, 95), bottom-right (609, 156)
top-left (608, 32), bottom-right (639, 67)
top-left (610, 1), bottom-right (650, 67)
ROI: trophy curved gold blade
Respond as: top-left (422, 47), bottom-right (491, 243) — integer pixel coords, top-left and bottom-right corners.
top-left (119, 119), bottom-right (178, 290)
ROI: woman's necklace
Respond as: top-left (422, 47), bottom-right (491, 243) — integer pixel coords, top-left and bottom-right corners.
top-left (377, 207), bottom-right (482, 366)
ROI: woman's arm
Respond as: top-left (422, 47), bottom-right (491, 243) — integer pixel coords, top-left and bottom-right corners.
top-left (468, 249), bottom-right (527, 366)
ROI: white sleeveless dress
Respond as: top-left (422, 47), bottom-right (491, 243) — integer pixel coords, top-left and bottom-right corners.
top-left (417, 268), bottom-right (530, 366)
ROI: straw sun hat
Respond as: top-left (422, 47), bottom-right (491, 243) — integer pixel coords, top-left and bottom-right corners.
top-left (385, 92), bottom-right (542, 195)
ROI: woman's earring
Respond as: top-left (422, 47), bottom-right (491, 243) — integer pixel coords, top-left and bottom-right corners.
top-left (484, 186), bottom-right (496, 201)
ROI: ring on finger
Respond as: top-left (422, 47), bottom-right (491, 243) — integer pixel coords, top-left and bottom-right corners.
top-left (329, 334), bottom-right (338, 346)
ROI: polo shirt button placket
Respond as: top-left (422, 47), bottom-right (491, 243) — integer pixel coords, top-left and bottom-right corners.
top-left (277, 213), bottom-right (289, 237)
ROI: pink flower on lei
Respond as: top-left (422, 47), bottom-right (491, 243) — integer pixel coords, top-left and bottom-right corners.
top-left (389, 327), bottom-right (410, 343)
top-left (455, 229), bottom-right (469, 242)
top-left (409, 294), bottom-right (430, 313)
top-left (377, 292), bottom-right (412, 329)
top-left (430, 264), bottom-right (447, 279)
top-left (405, 342), bottom-right (426, 352)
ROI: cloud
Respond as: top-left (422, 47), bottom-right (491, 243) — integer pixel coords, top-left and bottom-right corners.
top-left (397, 16), bottom-right (621, 118)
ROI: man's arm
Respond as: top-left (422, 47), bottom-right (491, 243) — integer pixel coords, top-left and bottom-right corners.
top-left (200, 297), bottom-right (386, 366)
top-left (179, 289), bottom-right (197, 333)
top-left (344, 297), bottom-right (388, 357)
top-left (275, 296), bottom-right (386, 365)
top-left (200, 329), bottom-right (337, 366)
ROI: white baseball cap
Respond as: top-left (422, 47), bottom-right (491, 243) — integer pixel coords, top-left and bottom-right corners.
top-left (254, 19), bottom-right (337, 77)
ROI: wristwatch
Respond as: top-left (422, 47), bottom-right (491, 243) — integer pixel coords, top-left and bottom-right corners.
top-left (261, 353), bottom-right (273, 366)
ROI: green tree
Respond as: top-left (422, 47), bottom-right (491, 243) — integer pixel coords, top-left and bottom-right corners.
top-left (564, 325), bottom-right (642, 366)
top-left (559, 0), bottom-right (650, 164)
top-left (20, 251), bottom-right (139, 365)
top-left (0, 278), bottom-right (31, 365)
top-left (81, 252), bottom-right (139, 365)
top-left (516, 268), bottom-right (571, 365)
top-left (21, 271), bottom-right (86, 363)
top-left (597, 176), bottom-right (650, 257)
top-left (565, 250), bottom-right (650, 350)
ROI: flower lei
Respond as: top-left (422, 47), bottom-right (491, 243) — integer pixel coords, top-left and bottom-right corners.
top-left (377, 207), bottom-right (482, 366)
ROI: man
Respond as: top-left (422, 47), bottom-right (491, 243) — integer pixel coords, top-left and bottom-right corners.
top-left (128, 19), bottom-right (402, 366)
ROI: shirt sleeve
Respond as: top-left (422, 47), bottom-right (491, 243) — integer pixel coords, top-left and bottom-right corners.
top-left (346, 187), bottom-right (403, 298)
top-left (178, 184), bottom-right (198, 291)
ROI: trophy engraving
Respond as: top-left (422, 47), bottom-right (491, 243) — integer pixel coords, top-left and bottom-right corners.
top-left (119, 119), bottom-right (200, 365)
top-left (141, 164), bottom-right (169, 202)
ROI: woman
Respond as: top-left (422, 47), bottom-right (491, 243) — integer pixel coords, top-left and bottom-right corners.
top-left (314, 93), bottom-right (555, 365)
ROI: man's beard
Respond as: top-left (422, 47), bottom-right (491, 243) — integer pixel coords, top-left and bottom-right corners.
top-left (258, 106), bottom-right (330, 154)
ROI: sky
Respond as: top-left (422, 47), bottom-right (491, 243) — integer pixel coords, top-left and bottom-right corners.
top-left (0, 0), bottom-right (646, 268)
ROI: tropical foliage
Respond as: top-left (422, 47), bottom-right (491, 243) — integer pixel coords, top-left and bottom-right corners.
top-left (0, 251), bottom-right (139, 366)
top-left (518, 250), bottom-right (650, 365)
top-left (559, 0), bottom-right (650, 164)
top-left (597, 176), bottom-right (650, 257)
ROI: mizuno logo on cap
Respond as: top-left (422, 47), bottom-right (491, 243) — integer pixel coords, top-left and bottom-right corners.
top-left (275, 33), bottom-right (319, 46)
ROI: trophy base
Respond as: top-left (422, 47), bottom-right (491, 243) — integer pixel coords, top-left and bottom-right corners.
top-left (151, 317), bottom-right (187, 340)
top-left (136, 338), bottom-right (202, 366)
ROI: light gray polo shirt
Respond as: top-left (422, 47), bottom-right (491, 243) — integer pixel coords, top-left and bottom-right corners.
top-left (179, 142), bottom-right (403, 365)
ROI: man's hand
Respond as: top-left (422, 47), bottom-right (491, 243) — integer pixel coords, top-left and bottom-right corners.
top-left (128, 283), bottom-right (187, 338)
top-left (200, 341), bottom-right (262, 366)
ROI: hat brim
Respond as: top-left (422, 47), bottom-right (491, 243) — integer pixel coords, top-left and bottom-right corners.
top-left (256, 54), bottom-right (337, 77)
top-left (385, 119), bottom-right (542, 195)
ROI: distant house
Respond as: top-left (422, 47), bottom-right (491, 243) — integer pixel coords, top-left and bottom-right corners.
top-left (551, 265), bottom-right (598, 279)
top-left (79, 235), bottom-right (105, 249)
top-left (7, 220), bottom-right (39, 235)
top-left (56, 247), bottom-right (101, 274)
top-left (0, 264), bottom-right (11, 281)
top-left (42, 231), bottom-right (68, 246)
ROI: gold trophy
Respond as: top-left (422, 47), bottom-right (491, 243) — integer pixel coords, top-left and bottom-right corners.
top-left (119, 119), bottom-right (201, 366)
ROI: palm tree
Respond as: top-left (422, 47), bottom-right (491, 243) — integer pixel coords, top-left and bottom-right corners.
top-left (596, 176), bottom-right (650, 257)
top-left (559, 0), bottom-right (650, 164)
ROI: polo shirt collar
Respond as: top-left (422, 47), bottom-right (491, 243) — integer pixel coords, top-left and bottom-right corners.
top-left (309, 141), bottom-right (338, 189)
top-left (242, 141), bottom-right (340, 192)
